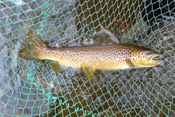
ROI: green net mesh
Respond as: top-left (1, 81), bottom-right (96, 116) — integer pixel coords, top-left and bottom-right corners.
top-left (0, 0), bottom-right (175, 116)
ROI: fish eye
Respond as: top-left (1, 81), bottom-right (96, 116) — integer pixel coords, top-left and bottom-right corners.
top-left (145, 51), bottom-right (152, 55)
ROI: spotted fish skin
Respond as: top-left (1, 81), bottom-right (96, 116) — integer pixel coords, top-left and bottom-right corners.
top-left (40, 44), bottom-right (138, 70)
top-left (19, 29), bottom-right (160, 80)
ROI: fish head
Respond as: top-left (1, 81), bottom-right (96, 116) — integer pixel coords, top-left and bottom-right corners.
top-left (130, 48), bottom-right (160, 68)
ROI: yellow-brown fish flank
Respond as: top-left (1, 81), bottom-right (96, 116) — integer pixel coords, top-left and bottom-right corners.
top-left (19, 29), bottom-right (160, 81)
top-left (38, 44), bottom-right (139, 70)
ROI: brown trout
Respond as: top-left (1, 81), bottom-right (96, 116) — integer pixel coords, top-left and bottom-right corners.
top-left (19, 29), bottom-right (160, 80)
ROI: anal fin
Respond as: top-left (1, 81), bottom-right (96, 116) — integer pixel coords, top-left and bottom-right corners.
top-left (52, 62), bottom-right (64, 72)
top-left (83, 67), bottom-right (96, 81)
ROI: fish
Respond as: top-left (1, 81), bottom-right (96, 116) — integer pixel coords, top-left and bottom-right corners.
top-left (19, 28), bottom-right (160, 81)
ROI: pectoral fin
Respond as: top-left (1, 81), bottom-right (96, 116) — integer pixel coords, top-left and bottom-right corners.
top-left (52, 62), bottom-right (63, 72)
top-left (83, 67), bottom-right (96, 81)
top-left (125, 59), bottom-right (135, 67)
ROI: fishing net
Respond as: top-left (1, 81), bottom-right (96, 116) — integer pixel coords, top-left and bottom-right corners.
top-left (0, 0), bottom-right (175, 116)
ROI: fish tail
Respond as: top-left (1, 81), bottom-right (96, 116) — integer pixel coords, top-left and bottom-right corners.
top-left (19, 29), bottom-right (46, 60)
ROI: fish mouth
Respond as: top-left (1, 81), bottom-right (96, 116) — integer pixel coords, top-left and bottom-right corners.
top-left (147, 53), bottom-right (161, 66)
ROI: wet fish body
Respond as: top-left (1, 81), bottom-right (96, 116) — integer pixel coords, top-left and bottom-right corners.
top-left (40, 44), bottom-right (138, 70)
top-left (19, 29), bottom-right (160, 80)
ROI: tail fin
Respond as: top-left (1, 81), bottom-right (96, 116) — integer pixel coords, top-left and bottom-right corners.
top-left (19, 29), bottom-right (46, 59)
